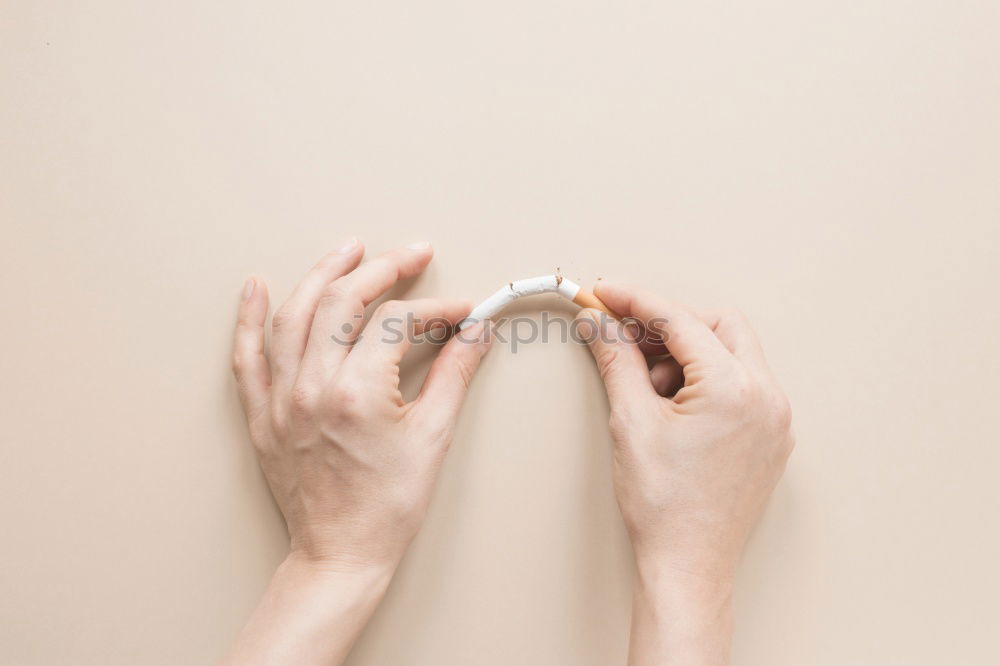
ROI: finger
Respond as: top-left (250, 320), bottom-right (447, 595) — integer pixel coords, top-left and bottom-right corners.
top-left (698, 308), bottom-right (770, 371)
top-left (299, 242), bottom-right (435, 380)
top-left (594, 282), bottom-right (731, 370)
top-left (348, 298), bottom-right (473, 370)
top-left (232, 277), bottom-right (271, 419)
top-left (415, 320), bottom-right (493, 426)
top-left (650, 356), bottom-right (684, 397)
top-left (575, 308), bottom-right (659, 412)
top-left (614, 316), bottom-right (669, 357)
top-left (270, 238), bottom-right (364, 390)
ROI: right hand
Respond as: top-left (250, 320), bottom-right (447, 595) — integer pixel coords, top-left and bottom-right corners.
top-left (575, 282), bottom-right (794, 664)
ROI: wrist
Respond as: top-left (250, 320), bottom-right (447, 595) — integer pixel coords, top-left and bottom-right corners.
top-left (280, 548), bottom-right (397, 599)
top-left (221, 551), bottom-right (397, 666)
top-left (634, 548), bottom-right (735, 596)
top-left (629, 554), bottom-right (734, 666)
top-left (288, 528), bottom-right (411, 579)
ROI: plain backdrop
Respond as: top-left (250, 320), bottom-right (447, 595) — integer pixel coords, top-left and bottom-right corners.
top-left (2, 1), bottom-right (999, 664)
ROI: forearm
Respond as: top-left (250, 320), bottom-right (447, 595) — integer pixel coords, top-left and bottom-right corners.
top-left (222, 552), bottom-right (394, 666)
top-left (628, 558), bottom-right (734, 666)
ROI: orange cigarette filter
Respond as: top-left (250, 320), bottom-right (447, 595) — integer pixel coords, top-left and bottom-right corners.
top-left (572, 287), bottom-right (620, 319)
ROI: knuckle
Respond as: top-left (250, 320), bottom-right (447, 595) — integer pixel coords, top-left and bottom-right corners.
top-left (270, 306), bottom-right (296, 331)
top-left (231, 353), bottom-right (244, 377)
top-left (595, 346), bottom-right (622, 382)
top-left (384, 480), bottom-right (428, 524)
top-left (662, 322), bottom-right (694, 350)
top-left (768, 392), bottom-right (794, 431)
top-left (377, 253), bottom-right (407, 278)
top-left (323, 280), bottom-right (352, 300)
top-left (317, 281), bottom-right (364, 315)
top-left (269, 402), bottom-right (290, 436)
top-left (718, 367), bottom-right (755, 407)
top-left (413, 410), bottom-right (454, 446)
top-left (288, 383), bottom-right (316, 416)
top-left (608, 404), bottom-right (641, 441)
top-left (316, 283), bottom-right (347, 309)
top-left (326, 377), bottom-right (364, 419)
top-left (375, 299), bottom-right (406, 320)
top-left (608, 409), bottom-right (628, 440)
top-left (327, 376), bottom-right (355, 402)
top-left (247, 422), bottom-right (273, 454)
top-left (717, 307), bottom-right (751, 333)
top-left (453, 358), bottom-right (476, 390)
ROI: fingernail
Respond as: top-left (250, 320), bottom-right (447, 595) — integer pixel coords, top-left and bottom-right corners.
top-left (242, 278), bottom-right (256, 302)
top-left (335, 236), bottom-right (359, 253)
top-left (406, 240), bottom-right (431, 250)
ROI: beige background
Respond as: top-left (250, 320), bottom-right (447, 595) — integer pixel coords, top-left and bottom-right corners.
top-left (3, 1), bottom-right (999, 664)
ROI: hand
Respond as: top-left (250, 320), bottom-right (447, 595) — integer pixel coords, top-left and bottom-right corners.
top-left (575, 282), bottom-right (794, 666)
top-left (225, 238), bottom-right (492, 665)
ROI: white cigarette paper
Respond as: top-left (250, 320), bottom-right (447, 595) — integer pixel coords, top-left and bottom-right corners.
top-left (458, 275), bottom-right (581, 330)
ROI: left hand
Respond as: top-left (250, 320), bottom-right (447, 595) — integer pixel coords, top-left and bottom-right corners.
top-left (233, 238), bottom-right (492, 570)
top-left (225, 238), bottom-right (492, 665)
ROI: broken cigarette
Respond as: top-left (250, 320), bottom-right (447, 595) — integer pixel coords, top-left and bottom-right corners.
top-left (458, 274), bottom-right (618, 330)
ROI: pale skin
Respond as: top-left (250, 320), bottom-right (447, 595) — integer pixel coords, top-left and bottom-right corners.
top-left (227, 239), bottom-right (793, 665)
top-left (226, 238), bottom-right (493, 665)
top-left (575, 285), bottom-right (794, 666)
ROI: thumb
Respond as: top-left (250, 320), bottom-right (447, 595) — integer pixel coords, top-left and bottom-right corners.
top-left (576, 309), bottom-right (658, 412)
top-left (416, 320), bottom-right (494, 426)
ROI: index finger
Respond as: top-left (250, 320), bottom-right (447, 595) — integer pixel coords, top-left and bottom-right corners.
top-left (594, 281), bottom-right (731, 369)
top-left (298, 242), bottom-right (435, 381)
